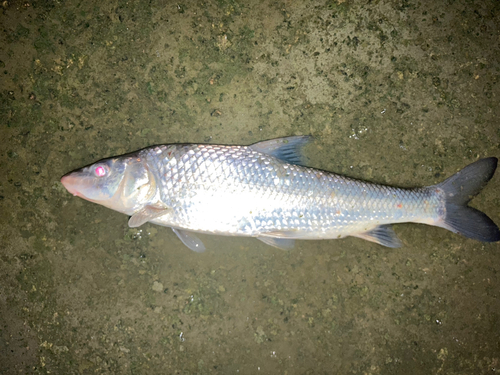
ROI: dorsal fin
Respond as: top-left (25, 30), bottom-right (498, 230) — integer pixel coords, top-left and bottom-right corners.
top-left (249, 136), bottom-right (312, 166)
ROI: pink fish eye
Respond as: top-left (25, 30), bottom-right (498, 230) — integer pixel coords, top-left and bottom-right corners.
top-left (94, 165), bottom-right (107, 177)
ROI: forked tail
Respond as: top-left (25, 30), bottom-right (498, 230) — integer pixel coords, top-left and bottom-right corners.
top-left (434, 157), bottom-right (500, 242)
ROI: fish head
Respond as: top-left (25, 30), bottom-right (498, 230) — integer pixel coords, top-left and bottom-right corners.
top-left (61, 153), bottom-right (157, 214)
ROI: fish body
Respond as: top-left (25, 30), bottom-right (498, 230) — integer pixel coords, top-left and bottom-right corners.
top-left (61, 136), bottom-right (500, 251)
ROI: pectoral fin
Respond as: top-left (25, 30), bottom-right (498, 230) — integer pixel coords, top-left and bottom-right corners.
top-left (353, 225), bottom-right (402, 248)
top-left (128, 204), bottom-right (170, 228)
top-left (172, 228), bottom-right (206, 253)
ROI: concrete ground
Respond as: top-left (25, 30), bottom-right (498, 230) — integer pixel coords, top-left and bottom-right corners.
top-left (1, 0), bottom-right (499, 373)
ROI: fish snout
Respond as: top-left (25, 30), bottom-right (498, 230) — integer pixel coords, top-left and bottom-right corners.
top-left (61, 174), bottom-right (81, 197)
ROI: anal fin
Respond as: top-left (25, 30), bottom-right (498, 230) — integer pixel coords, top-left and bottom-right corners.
top-left (353, 225), bottom-right (402, 248)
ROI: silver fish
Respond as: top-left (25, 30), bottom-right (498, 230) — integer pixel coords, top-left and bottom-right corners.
top-left (61, 136), bottom-right (500, 252)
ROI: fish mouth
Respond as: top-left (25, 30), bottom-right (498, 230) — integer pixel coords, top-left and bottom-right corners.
top-left (61, 174), bottom-right (83, 197)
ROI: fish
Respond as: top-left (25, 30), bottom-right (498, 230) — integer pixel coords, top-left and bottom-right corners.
top-left (60, 136), bottom-right (500, 252)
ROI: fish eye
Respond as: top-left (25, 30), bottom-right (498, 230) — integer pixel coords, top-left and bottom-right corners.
top-left (93, 164), bottom-right (108, 177)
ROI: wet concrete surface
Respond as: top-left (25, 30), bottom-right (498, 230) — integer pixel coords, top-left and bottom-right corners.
top-left (1, 0), bottom-right (500, 373)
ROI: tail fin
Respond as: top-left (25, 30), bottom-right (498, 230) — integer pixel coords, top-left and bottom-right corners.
top-left (434, 157), bottom-right (500, 242)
